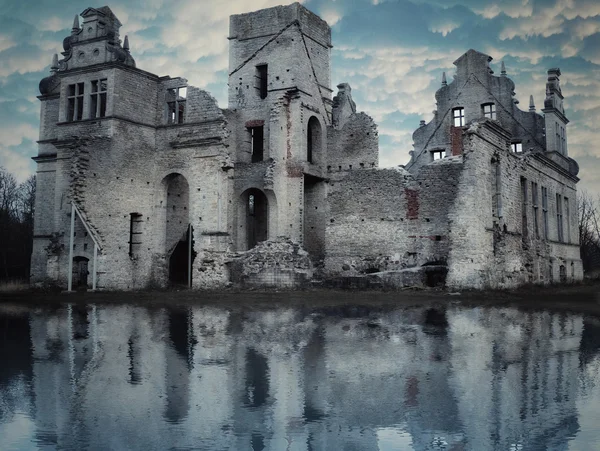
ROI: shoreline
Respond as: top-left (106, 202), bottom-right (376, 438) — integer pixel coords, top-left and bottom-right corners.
top-left (1, 280), bottom-right (599, 315)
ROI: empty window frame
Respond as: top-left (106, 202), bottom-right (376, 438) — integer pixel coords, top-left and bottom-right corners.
top-left (432, 150), bottom-right (446, 160)
top-left (564, 197), bottom-right (570, 243)
top-left (521, 177), bottom-right (528, 240)
top-left (67, 83), bottom-right (85, 121)
top-left (249, 126), bottom-right (264, 162)
top-left (541, 186), bottom-right (549, 240)
top-left (556, 193), bottom-right (564, 242)
top-left (482, 103), bottom-right (496, 120)
top-left (129, 213), bottom-right (143, 257)
top-left (531, 181), bottom-right (539, 238)
top-left (166, 87), bottom-right (187, 124)
top-left (307, 116), bottom-right (321, 164)
top-left (512, 142), bottom-right (523, 153)
top-left (453, 107), bottom-right (465, 127)
top-left (90, 79), bottom-right (107, 119)
top-left (256, 64), bottom-right (268, 99)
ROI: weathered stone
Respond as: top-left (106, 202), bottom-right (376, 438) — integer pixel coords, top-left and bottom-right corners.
top-left (31, 5), bottom-right (582, 291)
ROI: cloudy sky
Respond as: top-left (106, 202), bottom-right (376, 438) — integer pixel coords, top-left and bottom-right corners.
top-left (1, 0), bottom-right (599, 194)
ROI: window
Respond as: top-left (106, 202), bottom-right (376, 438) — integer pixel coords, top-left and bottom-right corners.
top-left (564, 197), bottom-right (570, 243)
top-left (256, 64), bottom-right (268, 99)
top-left (531, 182), bottom-right (539, 238)
top-left (556, 194), bottom-right (564, 242)
top-left (248, 194), bottom-right (255, 216)
top-left (482, 103), bottom-right (496, 120)
top-left (521, 178), bottom-right (528, 240)
top-left (542, 186), bottom-right (548, 240)
top-left (307, 116), bottom-right (321, 164)
top-left (432, 150), bottom-right (446, 160)
top-left (511, 142), bottom-right (523, 153)
top-left (249, 126), bottom-right (264, 162)
top-left (129, 213), bottom-right (142, 257)
top-left (166, 87), bottom-right (187, 124)
top-left (67, 83), bottom-right (84, 121)
top-left (90, 79), bottom-right (107, 119)
top-left (453, 107), bottom-right (464, 127)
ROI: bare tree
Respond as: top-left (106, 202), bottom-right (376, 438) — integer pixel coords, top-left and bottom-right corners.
top-left (0, 167), bottom-right (36, 281)
top-left (578, 190), bottom-right (600, 273)
top-left (0, 166), bottom-right (19, 218)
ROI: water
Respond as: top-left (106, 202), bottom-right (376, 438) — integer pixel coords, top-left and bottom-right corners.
top-left (1, 299), bottom-right (600, 450)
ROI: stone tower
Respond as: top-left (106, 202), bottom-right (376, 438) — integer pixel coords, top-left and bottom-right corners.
top-left (542, 68), bottom-right (569, 156)
top-left (227, 3), bottom-right (332, 258)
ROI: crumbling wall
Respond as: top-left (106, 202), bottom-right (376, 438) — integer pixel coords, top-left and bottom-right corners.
top-left (228, 238), bottom-right (312, 288)
top-left (327, 112), bottom-right (378, 172)
top-left (446, 120), bottom-right (582, 289)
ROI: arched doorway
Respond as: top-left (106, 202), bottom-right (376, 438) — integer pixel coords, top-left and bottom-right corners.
top-left (307, 116), bottom-right (322, 164)
top-left (242, 188), bottom-right (268, 250)
top-left (163, 173), bottom-right (195, 286)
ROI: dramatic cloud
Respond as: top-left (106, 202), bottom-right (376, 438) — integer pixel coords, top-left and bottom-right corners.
top-left (0, 0), bottom-right (598, 195)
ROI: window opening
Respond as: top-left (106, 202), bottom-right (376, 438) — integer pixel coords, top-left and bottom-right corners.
top-left (521, 177), bottom-right (528, 241)
top-left (307, 117), bottom-right (321, 164)
top-left (248, 194), bottom-right (255, 216)
top-left (482, 103), bottom-right (496, 120)
top-left (67, 82), bottom-right (84, 121)
top-left (166, 87), bottom-right (187, 124)
top-left (256, 64), bottom-right (268, 99)
top-left (90, 79), bottom-right (107, 119)
top-left (129, 213), bottom-right (143, 257)
top-left (531, 182), bottom-right (539, 238)
top-left (453, 107), bottom-right (464, 127)
top-left (511, 142), bottom-right (523, 153)
top-left (556, 194), bottom-right (564, 242)
top-left (542, 186), bottom-right (548, 240)
top-left (564, 197), bottom-right (570, 243)
top-left (432, 150), bottom-right (446, 161)
top-left (249, 126), bottom-right (264, 162)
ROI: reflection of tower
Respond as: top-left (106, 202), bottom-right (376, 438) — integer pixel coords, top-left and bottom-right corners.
top-left (163, 308), bottom-right (193, 423)
top-left (244, 348), bottom-right (269, 408)
top-left (447, 308), bottom-right (583, 450)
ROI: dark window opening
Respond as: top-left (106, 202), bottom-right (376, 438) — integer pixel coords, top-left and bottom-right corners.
top-left (542, 186), bottom-right (549, 240)
top-left (166, 87), bottom-right (187, 124)
top-left (249, 126), bottom-right (264, 162)
top-left (307, 116), bottom-right (321, 164)
top-left (67, 82), bottom-right (84, 121)
top-left (565, 197), bottom-right (570, 243)
top-left (531, 182), bottom-right (539, 238)
top-left (556, 193), bottom-right (564, 242)
top-left (129, 213), bottom-right (143, 257)
top-left (90, 79), bottom-right (107, 119)
top-left (521, 177), bottom-right (528, 241)
top-left (256, 64), bottom-right (268, 99)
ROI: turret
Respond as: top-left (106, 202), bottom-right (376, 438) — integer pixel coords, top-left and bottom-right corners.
top-left (542, 68), bottom-right (569, 156)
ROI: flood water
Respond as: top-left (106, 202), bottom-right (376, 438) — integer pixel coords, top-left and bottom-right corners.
top-left (1, 299), bottom-right (600, 451)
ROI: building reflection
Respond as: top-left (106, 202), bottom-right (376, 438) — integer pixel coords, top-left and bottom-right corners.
top-left (0, 302), bottom-right (599, 450)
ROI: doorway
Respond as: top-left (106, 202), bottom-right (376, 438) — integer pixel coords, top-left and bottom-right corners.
top-left (72, 256), bottom-right (89, 289)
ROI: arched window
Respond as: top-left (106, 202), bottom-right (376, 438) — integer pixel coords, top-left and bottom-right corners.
top-left (307, 116), bottom-right (321, 163)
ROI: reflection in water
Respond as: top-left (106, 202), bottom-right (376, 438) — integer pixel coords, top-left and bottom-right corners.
top-left (1, 302), bottom-right (600, 450)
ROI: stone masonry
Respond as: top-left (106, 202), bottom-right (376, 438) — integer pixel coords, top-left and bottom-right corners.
top-left (31, 4), bottom-right (582, 290)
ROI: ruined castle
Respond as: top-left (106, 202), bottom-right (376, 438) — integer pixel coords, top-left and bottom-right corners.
top-left (31, 4), bottom-right (583, 290)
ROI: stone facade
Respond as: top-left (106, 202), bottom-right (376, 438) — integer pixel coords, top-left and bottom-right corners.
top-left (31, 4), bottom-right (582, 290)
